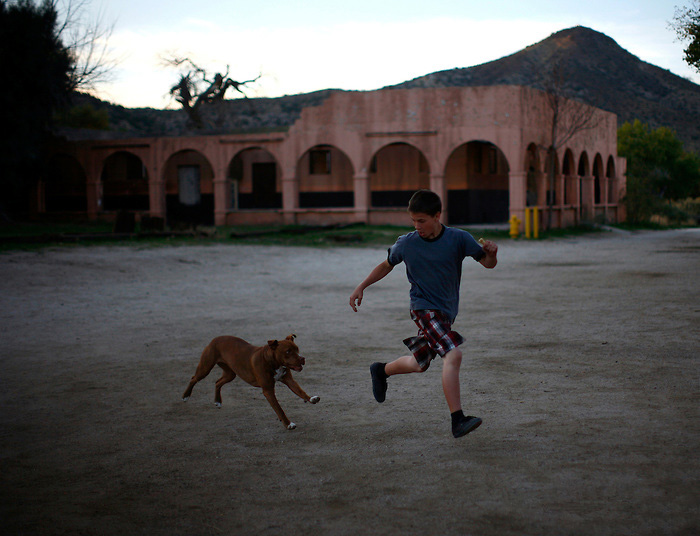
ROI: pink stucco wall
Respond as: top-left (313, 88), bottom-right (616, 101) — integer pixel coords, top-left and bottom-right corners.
top-left (49, 85), bottom-right (626, 230)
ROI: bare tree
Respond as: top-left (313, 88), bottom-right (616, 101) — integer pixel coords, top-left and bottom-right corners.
top-left (536, 62), bottom-right (602, 228)
top-left (52, 0), bottom-right (119, 91)
top-left (164, 56), bottom-right (260, 129)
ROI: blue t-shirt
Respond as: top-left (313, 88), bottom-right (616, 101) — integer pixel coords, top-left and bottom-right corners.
top-left (387, 225), bottom-right (485, 321)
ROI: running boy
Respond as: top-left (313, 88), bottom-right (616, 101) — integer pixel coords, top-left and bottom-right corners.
top-left (349, 189), bottom-right (498, 438)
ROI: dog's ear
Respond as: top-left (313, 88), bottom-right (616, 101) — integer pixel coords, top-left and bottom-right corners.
top-left (286, 334), bottom-right (296, 341)
top-left (267, 340), bottom-right (279, 350)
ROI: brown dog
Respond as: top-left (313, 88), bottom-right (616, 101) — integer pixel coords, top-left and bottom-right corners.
top-left (182, 334), bottom-right (320, 430)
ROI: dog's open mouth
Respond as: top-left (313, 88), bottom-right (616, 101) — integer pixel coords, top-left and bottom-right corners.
top-left (289, 356), bottom-right (305, 372)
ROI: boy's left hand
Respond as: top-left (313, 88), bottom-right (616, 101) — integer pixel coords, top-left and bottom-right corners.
top-left (481, 240), bottom-right (498, 256)
top-left (479, 240), bottom-right (498, 268)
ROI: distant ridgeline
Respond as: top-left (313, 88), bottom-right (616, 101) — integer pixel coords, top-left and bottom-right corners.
top-left (65, 27), bottom-right (700, 154)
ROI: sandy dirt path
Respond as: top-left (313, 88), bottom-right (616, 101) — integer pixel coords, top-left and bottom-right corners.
top-left (0, 228), bottom-right (698, 536)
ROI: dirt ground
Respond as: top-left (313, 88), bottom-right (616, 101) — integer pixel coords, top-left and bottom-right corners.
top-left (0, 228), bottom-right (698, 536)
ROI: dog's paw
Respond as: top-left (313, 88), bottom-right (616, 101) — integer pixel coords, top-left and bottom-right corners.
top-left (182, 396), bottom-right (189, 402)
top-left (214, 402), bottom-right (222, 408)
top-left (287, 422), bottom-right (296, 430)
top-left (309, 396), bottom-right (320, 404)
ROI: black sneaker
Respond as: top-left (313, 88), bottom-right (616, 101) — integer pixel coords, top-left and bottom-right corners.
top-left (452, 415), bottom-right (482, 438)
top-left (370, 362), bottom-right (388, 403)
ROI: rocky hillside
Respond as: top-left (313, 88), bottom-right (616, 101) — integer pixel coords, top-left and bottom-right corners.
top-left (389, 26), bottom-right (700, 153)
top-left (66, 26), bottom-right (700, 153)
top-left (63, 90), bottom-right (337, 140)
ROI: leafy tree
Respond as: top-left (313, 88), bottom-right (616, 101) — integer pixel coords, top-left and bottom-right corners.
top-left (55, 102), bottom-right (109, 130)
top-left (618, 119), bottom-right (700, 222)
top-left (0, 0), bottom-right (73, 216)
top-left (671, 1), bottom-right (700, 73)
top-left (0, 0), bottom-right (115, 217)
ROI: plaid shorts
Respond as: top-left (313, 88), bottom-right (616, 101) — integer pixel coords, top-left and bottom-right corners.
top-left (403, 310), bottom-right (465, 370)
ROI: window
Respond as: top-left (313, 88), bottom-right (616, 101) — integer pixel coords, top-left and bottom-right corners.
top-left (309, 149), bottom-right (331, 175)
top-left (488, 146), bottom-right (498, 174)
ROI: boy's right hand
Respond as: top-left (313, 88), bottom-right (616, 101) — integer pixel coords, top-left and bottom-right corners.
top-left (349, 288), bottom-right (363, 312)
top-left (348, 260), bottom-right (393, 312)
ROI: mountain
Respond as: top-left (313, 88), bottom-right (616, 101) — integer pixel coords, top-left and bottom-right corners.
top-left (388, 26), bottom-right (700, 153)
top-left (66, 26), bottom-right (700, 153)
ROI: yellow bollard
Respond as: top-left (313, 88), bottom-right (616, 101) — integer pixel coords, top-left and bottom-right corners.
top-left (524, 208), bottom-right (531, 239)
top-left (524, 208), bottom-right (539, 239)
top-left (509, 214), bottom-right (521, 239)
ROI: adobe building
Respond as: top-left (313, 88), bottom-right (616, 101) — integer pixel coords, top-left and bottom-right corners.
top-left (44, 85), bottom-right (626, 231)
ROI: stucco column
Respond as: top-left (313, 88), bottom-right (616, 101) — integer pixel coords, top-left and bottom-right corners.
top-left (282, 174), bottom-right (298, 225)
top-left (552, 172), bottom-right (564, 228)
top-left (146, 153), bottom-right (165, 220)
top-left (353, 174), bottom-right (370, 223)
top-left (556, 174), bottom-right (565, 205)
top-left (213, 174), bottom-right (229, 226)
top-left (508, 171), bottom-right (527, 229)
top-left (564, 175), bottom-right (574, 205)
top-left (537, 171), bottom-right (547, 207)
top-left (148, 178), bottom-right (165, 219)
top-left (572, 175), bottom-right (581, 225)
top-left (601, 176), bottom-right (610, 223)
top-left (430, 174), bottom-right (447, 221)
top-left (609, 177), bottom-right (618, 205)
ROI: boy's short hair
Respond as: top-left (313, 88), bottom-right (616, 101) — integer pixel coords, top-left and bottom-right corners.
top-left (408, 190), bottom-right (442, 216)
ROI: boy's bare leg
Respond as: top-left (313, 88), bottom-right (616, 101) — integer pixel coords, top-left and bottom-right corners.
top-left (442, 347), bottom-right (482, 438)
top-left (441, 348), bottom-right (463, 413)
top-left (385, 355), bottom-right (423, 376)
top-left (370, 355), bottom-right (423, 403)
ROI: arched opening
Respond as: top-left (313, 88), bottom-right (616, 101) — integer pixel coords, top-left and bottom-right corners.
top-left (577, 152), bottom-right (590, 177)
top-left (45, 154), bottom-right (87, 213)
top-left (369, 142), bottom-right (429, 208)
top-left (606, 155), bottom-right (617, 204)
top-left (562, 149), bottom-right (576, 205)
top-left (445, 140), bottom-right (509, 224)
top-left (101, 151), bottom-right (149, 212)
top-left (593, 154), bottom-right (604, 205)
top-left (578, 152), bottom-right (591, 221)
top-left (525, 143), bottom-right (540, 207)
top-left (297, 144), bottom-right (354, 208)
top-left (228, 148), bottom-right (281, 210)
top-left (163, 150), bottom-right (215, 226)
top-left (544, 148), bottom-right (560, 206)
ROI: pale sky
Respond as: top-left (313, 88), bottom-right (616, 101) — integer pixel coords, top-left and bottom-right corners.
top-left (78, 0), bottom-right (699, 109)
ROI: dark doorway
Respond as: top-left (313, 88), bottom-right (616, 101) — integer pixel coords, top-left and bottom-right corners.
top-left (45, 155), bottom-right (87, 212)
top-left (102, 152), bottom-right (149, 212)
top-left (447, 190), bottom-right (509, 224)
top-left (166, 165), bottom-right (213, 226)
top-left (445, 141), bottom-right (510, 225)
top-left (239, 162), bottom-right (281, 209)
